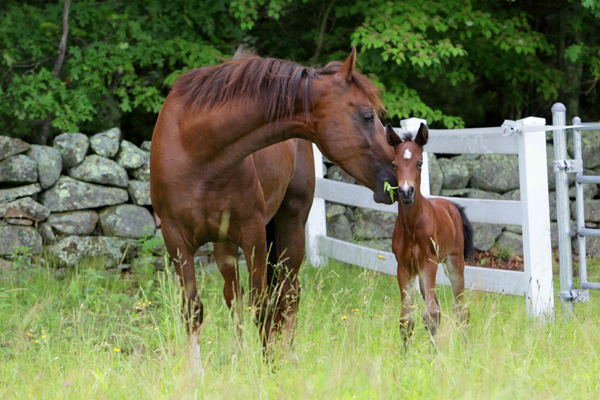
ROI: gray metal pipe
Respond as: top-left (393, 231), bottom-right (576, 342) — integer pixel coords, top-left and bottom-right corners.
top-left (576, 175), bottom-right (600, 184)
top-left (573, 117), bottom-right (589, 291)
top-left (578, 228), bottom-right (600, 237)
top-left (552, 103), bottom-right (574, 316)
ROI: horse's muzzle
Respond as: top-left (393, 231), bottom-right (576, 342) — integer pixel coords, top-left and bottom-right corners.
top-left (399, 186), bottom-right (414, 205)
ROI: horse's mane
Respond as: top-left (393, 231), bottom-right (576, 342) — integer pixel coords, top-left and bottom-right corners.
top-left (170, 55), bottom-right (385, 121)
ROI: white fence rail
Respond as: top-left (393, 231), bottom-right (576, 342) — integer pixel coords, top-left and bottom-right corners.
top-left (306, 117), bottom-right (554, 317)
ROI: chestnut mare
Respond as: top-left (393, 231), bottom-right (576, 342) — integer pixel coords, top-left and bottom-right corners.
top-left (386, 123), bottom-right (473, 342)
top-left (150, 48), bottom-right (396, 371)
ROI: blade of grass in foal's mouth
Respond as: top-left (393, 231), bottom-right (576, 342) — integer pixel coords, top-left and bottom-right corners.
top-left (384, 180), bottom-right (398, 203)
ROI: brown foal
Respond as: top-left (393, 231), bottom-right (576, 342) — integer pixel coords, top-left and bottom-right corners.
top-left (386, 123), bottom-right (473, 341)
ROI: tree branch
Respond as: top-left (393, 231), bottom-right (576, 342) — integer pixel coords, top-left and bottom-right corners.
top-left (41, 0), bottom-right (72, 145)
top-left (310, 0), bottom-right (336, 66)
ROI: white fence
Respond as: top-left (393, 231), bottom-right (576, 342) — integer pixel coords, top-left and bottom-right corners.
top-left (305, 117), bottom-right (554, 317)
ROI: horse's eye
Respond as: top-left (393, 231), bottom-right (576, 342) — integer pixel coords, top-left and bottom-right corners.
top-left (392, 162), bottom-right (397, 170)
top-left (362, 112), bottom-right (374, 123)
top-left (417, 161), bottom-right (423, 168)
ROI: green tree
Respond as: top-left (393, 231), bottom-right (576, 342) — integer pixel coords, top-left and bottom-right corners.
top-left (0, 0), bottom-right (241, 143)
top-left (2, 0), bottom-right (600, 143)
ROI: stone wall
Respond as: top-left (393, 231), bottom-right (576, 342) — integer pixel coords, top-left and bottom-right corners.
top-left (324, 135), bottom-right (600, 257)
top-left (2, 130), bottom-right (599, 268)
top-left (0, 131), bottom-right (169, 268)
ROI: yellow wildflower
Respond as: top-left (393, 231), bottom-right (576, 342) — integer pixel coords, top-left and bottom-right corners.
top-left (113, 348), bottom-right (121, 353)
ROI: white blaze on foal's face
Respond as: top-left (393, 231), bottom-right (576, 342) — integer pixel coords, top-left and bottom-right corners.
top-left (403, 148), bottom-right (412, 160)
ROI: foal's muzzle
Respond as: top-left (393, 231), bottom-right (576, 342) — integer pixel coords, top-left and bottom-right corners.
top-left (399, 186), bottom-right (415, 205)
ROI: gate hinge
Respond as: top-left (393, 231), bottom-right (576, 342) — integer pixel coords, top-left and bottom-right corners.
top-left (558, 289), bottom-right (589, 303)
top-left (552, 159), bottom-right (583, 174)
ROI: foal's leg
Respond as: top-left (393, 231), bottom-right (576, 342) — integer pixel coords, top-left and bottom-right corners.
top-left (161, 219), bottom-right (203, 374)
top-left (397, 266), bottom-right (415, 345)
top-left (214, 243), bottom-right (244, 334)
top-left (419, 256), bottom-right (441, 339)
top-left (447, 254), bottom-right (470, 329)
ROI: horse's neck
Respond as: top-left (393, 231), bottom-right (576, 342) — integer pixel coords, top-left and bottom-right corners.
top-left (227, 118), bottom-right (313, 161)
top-left (195, 107), bottom-right (314, 172)
top-left (397, 191), bottom-right (425, 233)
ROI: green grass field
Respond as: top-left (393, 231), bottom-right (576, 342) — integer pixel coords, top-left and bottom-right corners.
top-left (1, 255), bottom-right (599, 399)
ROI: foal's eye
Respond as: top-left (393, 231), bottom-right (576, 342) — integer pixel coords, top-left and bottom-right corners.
top-left (362, 112), bottom-right (374, 123)
top-left (392, 162), bottom-right (397, 170)
top-left (417, 161), bottom-right (423, 168)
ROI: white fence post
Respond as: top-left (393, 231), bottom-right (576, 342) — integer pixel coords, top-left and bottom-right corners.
top-left (518, 117), bottom-right (554, 318)
top-left (306, 143), bottom-right (327, 266)
top-left (400, 118), bottom-right (430, 195)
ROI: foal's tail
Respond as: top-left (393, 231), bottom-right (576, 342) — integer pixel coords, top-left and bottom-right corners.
top-left (452, 202), bottom-right (474, 261)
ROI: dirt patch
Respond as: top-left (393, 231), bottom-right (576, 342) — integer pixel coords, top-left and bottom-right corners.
top-left (471, 250), bottom-right (524, 271)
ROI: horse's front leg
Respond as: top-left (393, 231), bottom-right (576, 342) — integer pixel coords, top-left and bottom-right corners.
top-left (397, 265), bottom-right (415, 346)
top-left (160, 218), bottom-right (203, 374)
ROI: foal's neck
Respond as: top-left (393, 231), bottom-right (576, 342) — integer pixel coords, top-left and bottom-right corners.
top-left (397, 188), bottom-right (426, 232)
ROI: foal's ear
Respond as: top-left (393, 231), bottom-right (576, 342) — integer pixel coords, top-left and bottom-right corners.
top-left (338, 46), bottom-right (357, 83)
top-left (386, 123), bottom-right (402, 148)
top-left (414, 123), bottom-right (429, 147)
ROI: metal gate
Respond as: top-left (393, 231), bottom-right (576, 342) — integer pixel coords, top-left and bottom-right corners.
top-left (552, 103), bottom-right (600, 314)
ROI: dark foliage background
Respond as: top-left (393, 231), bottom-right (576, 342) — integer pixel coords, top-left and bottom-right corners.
top-left (2, 0), bottom-right (600, 144)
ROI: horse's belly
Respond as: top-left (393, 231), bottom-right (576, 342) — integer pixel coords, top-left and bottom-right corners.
top-left (252, 140), bottom-right (297, 221)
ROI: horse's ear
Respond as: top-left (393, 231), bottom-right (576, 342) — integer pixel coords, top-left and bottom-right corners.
top-left (386, 123), bottom-right (402, 148)
top-left (338, 46), bottom-right (357, 83)
top-left (414, 123), bottom-right (429, 147)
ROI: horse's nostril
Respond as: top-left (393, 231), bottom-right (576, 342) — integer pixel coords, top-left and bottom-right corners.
top-left (408, 186), bottom-right (415, 196)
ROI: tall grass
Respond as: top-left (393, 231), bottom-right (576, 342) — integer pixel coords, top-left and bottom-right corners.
top-left (0, 256), bottom-right (599, 399)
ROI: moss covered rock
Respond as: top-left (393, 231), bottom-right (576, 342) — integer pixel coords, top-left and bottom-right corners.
top-left (0, 136), bottom-right (30, 161)
top-left (427, 153), bottom-right (443, 196)
top-left (90, 127), bottom-right (121, 158)
top-left (68, 155), bottom-right (128, 188)
top-left (115, 140), bottom-right (148, 170)
top-left (472, 222), bottom-right (504, 252)
top-left (470, 154), bottom-right (519, 193)
top-left (53, 133), bottom-right (89, 168)
top-left (99, 204), bottom-right (155, 238)
top-left (0, 155), bottom-right (38, 184)
top-left (46, 210), bottom-right (99, 235)
top-left (438, 157), bottom-right (470, 189)
top-left (39, 176), bottom-right (128, 212)
top-left (0, 226), bottom-right (42, 255)
top-left (27, 145), bottom-right (62, 189)
top-left (0, 183), bottom-right (41, 204)
top-left (46, 235), bottom-right (137, 267)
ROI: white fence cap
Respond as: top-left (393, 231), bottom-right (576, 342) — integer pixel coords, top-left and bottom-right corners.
top-left (400, 117), bottom-right (428, 132)
top-left (518, 116), bottom-right (546, 126)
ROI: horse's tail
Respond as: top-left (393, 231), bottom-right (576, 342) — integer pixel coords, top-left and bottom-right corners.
top-left (265, 219), bottom-right (282, 293)
top-left (452, 202), bottom-right (474, 261)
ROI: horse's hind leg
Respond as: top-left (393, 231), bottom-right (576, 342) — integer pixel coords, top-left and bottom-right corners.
top-left (268, 212), bottom-right (307, 346)
top-left (214, 242), bottom-right (244, 334)
top-left (239, 219), bottom-right (270, 346)
top-left (160, 219), bottom-right (203, 374)
top-left (447, 254), bottom-right (470, 329)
